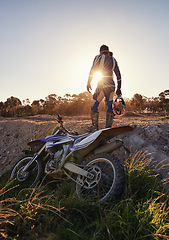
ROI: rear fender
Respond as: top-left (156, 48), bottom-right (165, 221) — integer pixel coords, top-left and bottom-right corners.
top-left (74, 125), bottom-right (133, 158)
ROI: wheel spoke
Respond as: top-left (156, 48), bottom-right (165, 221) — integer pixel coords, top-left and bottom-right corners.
top-left (10, 155), bottom-right (43, 188)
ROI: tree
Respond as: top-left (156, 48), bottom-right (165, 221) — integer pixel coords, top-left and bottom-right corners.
top-left (164, 90), bottom-right (169, 99)
top-left (5, 96), bottom-right (22, 108)
top-left (146, 97), bottom-right (159, 113)
top-left (44, 94), bottom-right (58, 115)
top-left (31, 100), bottom-right (41, 115)
top-left (159, 89), bottom-right (169, 113)
top-left (130, 93), bottom-right (146, 112)
top-left (4, 96), bottom-right (22, 116)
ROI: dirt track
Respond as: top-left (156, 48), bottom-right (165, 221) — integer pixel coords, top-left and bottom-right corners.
top-left (0, 113), bottom-right (169, 186)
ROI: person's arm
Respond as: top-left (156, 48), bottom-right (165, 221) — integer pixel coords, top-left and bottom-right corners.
top-left (87, 70), bottom-right (93, 93)
top-left (87, 55), bottom-right (100, 92)
top-left (114, 58), bottom-right (122, 96)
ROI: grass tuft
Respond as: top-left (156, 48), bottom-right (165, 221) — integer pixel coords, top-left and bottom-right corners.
top-left (0, 151), bottom-right (169, 239)
top-left (158, 115), bottom-right (169, 120)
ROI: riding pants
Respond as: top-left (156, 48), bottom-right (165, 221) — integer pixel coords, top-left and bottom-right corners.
top-left (91, 81), bottom-right (115, 113)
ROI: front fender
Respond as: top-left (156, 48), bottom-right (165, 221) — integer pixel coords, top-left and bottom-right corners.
top-left (28, 138), bottom-right (46, 147)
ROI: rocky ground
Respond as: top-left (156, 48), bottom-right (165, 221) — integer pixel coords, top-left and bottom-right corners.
top-left (0, 113), bottom-right (169, 187)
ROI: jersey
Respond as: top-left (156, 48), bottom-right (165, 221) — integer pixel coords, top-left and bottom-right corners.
top-left (89, 53), bottom-right (121, 89)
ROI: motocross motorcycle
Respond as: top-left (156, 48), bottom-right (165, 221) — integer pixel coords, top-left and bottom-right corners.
top-left (10, 115), bottom-right (133, 204)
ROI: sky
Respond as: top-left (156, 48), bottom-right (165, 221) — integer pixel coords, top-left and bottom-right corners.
top-left (0, 0), bottom-right (169, 103)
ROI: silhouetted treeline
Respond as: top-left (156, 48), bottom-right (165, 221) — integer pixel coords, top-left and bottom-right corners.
top-left (0, 90), bottom-right (169, 117)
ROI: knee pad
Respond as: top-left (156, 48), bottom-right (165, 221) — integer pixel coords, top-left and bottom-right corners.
top-left (91, 99), bottom-right (99, 112)
top-left (106, 100), bottom-right (113, 112)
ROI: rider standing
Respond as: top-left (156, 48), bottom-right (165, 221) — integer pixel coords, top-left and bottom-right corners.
top-left (87, 44), bottom-right (122, 131)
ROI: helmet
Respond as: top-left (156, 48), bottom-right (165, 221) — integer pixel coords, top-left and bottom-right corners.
top-left (100, 44), bottom-right (109, 53)
top-left (113, 97), bottom-right (126, 115)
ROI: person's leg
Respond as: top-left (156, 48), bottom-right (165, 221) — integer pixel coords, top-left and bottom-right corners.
top-left (88, 87), bottom-right (104, 131)
top-left (90, 99), bottom-right (99, 130)
top-left (104, 88), bottom-right (115, 128)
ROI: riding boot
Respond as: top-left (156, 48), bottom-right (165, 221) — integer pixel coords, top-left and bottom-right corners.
top-left (87, 111), bottom-right (99, 132)
top-left (106, 112), bottom-right (114, 128)
top-left (91, 111), bottom-right (99, 130)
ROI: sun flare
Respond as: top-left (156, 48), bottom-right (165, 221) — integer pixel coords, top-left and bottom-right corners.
top-left (91, 71), bottom-right (103, 92)
top-left (93, 71), bottom-right (103, 82)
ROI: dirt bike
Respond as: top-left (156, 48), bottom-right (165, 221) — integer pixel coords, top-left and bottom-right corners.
top-left (10, 115), bottom-right (133, 204)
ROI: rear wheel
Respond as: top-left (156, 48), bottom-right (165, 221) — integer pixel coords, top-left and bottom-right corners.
top-left (10, 155), bottom-right (44, 188)
top-left (76, 153), bottom-right (124, 204)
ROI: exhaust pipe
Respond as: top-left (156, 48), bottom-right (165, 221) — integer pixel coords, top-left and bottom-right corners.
top-left (94, 140), bottom-right (123, 154)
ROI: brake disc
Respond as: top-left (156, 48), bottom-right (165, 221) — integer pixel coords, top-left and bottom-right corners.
top-left (77, 165), bottom-right (101, 189)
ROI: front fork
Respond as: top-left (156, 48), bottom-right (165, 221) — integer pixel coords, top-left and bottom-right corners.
top-left (23, 143), bottom-right (46, 172)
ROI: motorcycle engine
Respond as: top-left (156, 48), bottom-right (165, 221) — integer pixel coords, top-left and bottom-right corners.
top-left (45, 150), bottom-right (63, 174)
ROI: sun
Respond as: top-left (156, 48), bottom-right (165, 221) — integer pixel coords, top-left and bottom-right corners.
top-left (93, 71), bottom-right (103, 82)
top-left (91, 71), bottom-right (103, 92)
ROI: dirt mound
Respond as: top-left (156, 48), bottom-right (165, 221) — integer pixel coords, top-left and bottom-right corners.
top-left (0, 114), bottom-right (169, 186)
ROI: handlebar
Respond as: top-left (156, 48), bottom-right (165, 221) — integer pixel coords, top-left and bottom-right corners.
top-left (56, 114), bottom-right (63, 124)
top-left (55, 114), bottom-right (78, 135)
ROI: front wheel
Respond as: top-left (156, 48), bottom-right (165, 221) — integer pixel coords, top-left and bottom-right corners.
top-left (10, 155), bottom-right (44, 188)
top-left (76, 153), bottom-right (124, 204)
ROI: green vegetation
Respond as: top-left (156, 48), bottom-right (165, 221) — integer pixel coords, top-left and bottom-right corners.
top-left (158, 115), bottom-right (169, 120)
top-left (0, 151), bottom-right (169, 240)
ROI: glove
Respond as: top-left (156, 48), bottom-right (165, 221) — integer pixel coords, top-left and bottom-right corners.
top-left (116, 88), bottom-right (122, 97)
top-left (87, 82), bottom-right (92, 93)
